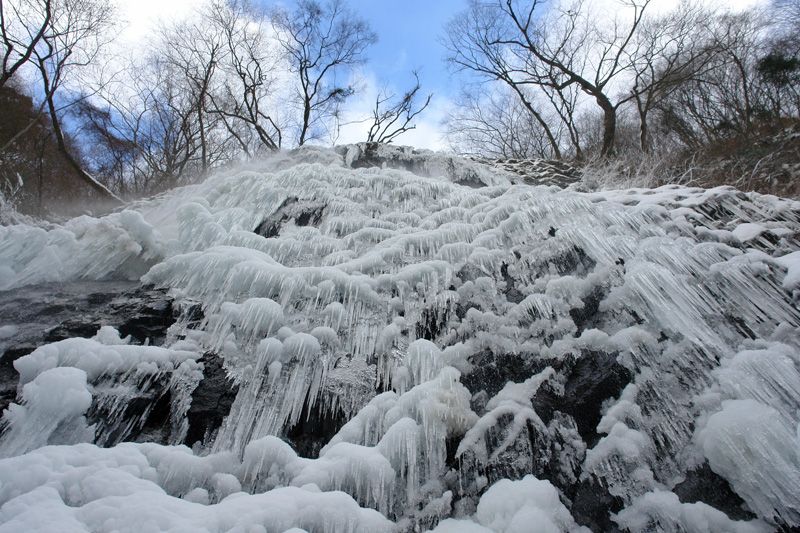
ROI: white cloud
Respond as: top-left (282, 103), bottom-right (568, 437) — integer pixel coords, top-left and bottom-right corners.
top-left (113, 0), bottom-right (197, 45)
top-left (650, 0), bottom-right (767, 13)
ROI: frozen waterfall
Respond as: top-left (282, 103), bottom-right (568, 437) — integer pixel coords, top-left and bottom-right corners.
top-left (0, 145), bottom-right (798, 532)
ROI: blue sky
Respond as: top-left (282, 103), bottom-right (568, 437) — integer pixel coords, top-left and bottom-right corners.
top-left (326, 0), bottom-right (469, 148)
top-left (346, 0), bottom-right (466, 97)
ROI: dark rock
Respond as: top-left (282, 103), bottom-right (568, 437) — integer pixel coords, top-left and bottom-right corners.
top-left (44, 320), bottom-right (102, 342)
top-left (552, 246), bottom-right (596, 276)
top-left (343, 143), bottom-right (497, 187)
top-left (533, 351), bottom-right (632, 447)
top-left (490, 158), bottom-right (582, 188)
top-left (254, 196), bottom-right (326, 238)
top-left (501, 263), bottom-right (524, 304)
top-left (184, 353), bottom-right (239, 447)
top-left (415, 295), bottom-right (456, 341)
top-left (42, 287), bottom-right (177, 345)
top-left (88, 372), bottom-right (173, 446)
top-left (571, 477), bottom-right (625, 532)
top-left (482, 415), bottom-right (551, 484)
top-left (347, 143), bottom-right (432, 177)
top-left (673, 463), bottom-right (756, 521)
top-left (114, 293), bottom-right (175, 344)
top-left (461, 350), bottom-right (543, 399)
top-left (0, 281), bottom-right (180, 438)
top-left (286, 396), bottom-right (348, 459)
top-left (455, 264), bottom-right (488, 286)
top-left (0, 346), bottom-right (32, 415)
top-left (569, 287), bottom-right (605, 334)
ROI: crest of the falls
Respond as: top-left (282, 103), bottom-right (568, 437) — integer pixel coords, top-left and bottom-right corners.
top-left (0, 146), bottom-right (799, 532)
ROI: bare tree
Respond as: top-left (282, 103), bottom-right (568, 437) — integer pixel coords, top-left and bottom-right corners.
top-left (446, 86), bottom-right (554, 159)
top-left (540, 74), bottom-right (584, 158)
top-left (507, 0), bottom-right (651, 156)
top-left (443, 1), bottom-right (562, 158)
top-left (158, 12), bottom-right (228, 174)
top-left (445, 0), bottom-right (652, 158)
top-left (627, 1), bottom-right (715, 152)
top-left (272, 0), bottom-right (376, 145)
top-left (654, 9), bottom-right (775, 146)
top-left (206, 0), bottom-right (283, 154)
top-left (31, 0), bottom-right (121, 203)
top-left (83, 0), bottom-right (286, 195)
top-left (365, 72), bottom-right (432, 144)
top-left (758, 0), bottom-right (800, 117)
top-left (0, 0), bottom-right (51, 87)
top-left (79, 54), bottom-right (205, 194)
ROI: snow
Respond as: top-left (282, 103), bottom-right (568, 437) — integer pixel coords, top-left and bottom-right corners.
top-left (0, 442), bottom-right (392, 533)
top-left (731, 222), bottom-right (766, 242)
top-left (0, 210), bottom-right (164, 290)
top-left (13, 326), bottom-right (200, 384)
top-left (0, 367), bottom-right (93, 457)
top-left (1, 146), bottom-right (800, 530)
top-left (614, 490), bottom-right (770, 532)
top-left (428, 475), bottom-right (590, 533)
top-left (0, 325), bottom-right (17, 339)
top-left (695, 399), bottom-right (800, 526)
top-left (775, 250), bottom-right (800, 291)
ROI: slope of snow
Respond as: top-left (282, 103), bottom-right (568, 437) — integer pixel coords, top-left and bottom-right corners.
top-left (1, 146), bottom-right (799, 531)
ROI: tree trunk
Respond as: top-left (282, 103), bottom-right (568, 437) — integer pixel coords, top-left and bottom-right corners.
top-left (597, 95), bottom-right (617, 157)
top-left (198, 102), bottom-right (208, 173)
top-left (635, 96), bottom-right (650, 153)
top-left (41, 69), bottom-right (123, 205)
top-left (299, 98), bottom-right (311, 146)
top-left (532, 107), bottom-right (562, 160)
top-left (507, 83), bottom-right (562, 159)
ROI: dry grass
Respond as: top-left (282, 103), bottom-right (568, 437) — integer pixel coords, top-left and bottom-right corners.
top-left (575, 120), bottom-right (800, 198)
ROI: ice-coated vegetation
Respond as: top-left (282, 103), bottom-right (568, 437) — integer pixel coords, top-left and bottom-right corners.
top-left (1, 146), bottom-right (799, 532)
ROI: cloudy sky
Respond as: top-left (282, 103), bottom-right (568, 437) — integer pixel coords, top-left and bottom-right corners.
top-left (116, 0), bottom-right (770, 150)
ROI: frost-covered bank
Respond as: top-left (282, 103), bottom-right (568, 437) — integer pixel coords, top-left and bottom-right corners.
top-left (0, 146), bottom-right (799, 532)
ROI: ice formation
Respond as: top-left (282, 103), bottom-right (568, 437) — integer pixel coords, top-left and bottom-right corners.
top-left (1, 145), bottom-right (800, 531)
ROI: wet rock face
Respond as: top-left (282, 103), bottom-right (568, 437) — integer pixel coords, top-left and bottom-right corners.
top-left (339, 143), bottom-right (509, 187)
top-left (0, 281), bottom-right (176, 349)
top-left (455, 346), bottom-right (633, 528)
top-left (0, 346), bottom-right (28, 415)
top-left (44, 288), bottom-right (176, 345)
top-left (254, 196), bottom-right (325, 238)
top-left (488, 158), bottom-right (583, 188)
top-left (184, 353), bottom-right (239, 447)
top-left (0, 281), bottom-right (179, 424)
top-left (461, 350), bottom-right (543, 399)
top-left (345, 143), bottom-right (425, 173)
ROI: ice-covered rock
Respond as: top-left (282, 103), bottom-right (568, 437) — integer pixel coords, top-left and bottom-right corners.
top-left (1, 147), bottom-right (800, 531)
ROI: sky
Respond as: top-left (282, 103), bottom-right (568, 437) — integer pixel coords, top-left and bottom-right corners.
top-left (115, 0), bottom-right (769, 150)
top-left (344, 0), bottom-right (464, 95)
top-left (333, 0), bottom-right (466, 148)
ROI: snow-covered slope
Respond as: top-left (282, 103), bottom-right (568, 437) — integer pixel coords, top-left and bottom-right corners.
top-left (0, 146), bottom-right (799, 532)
